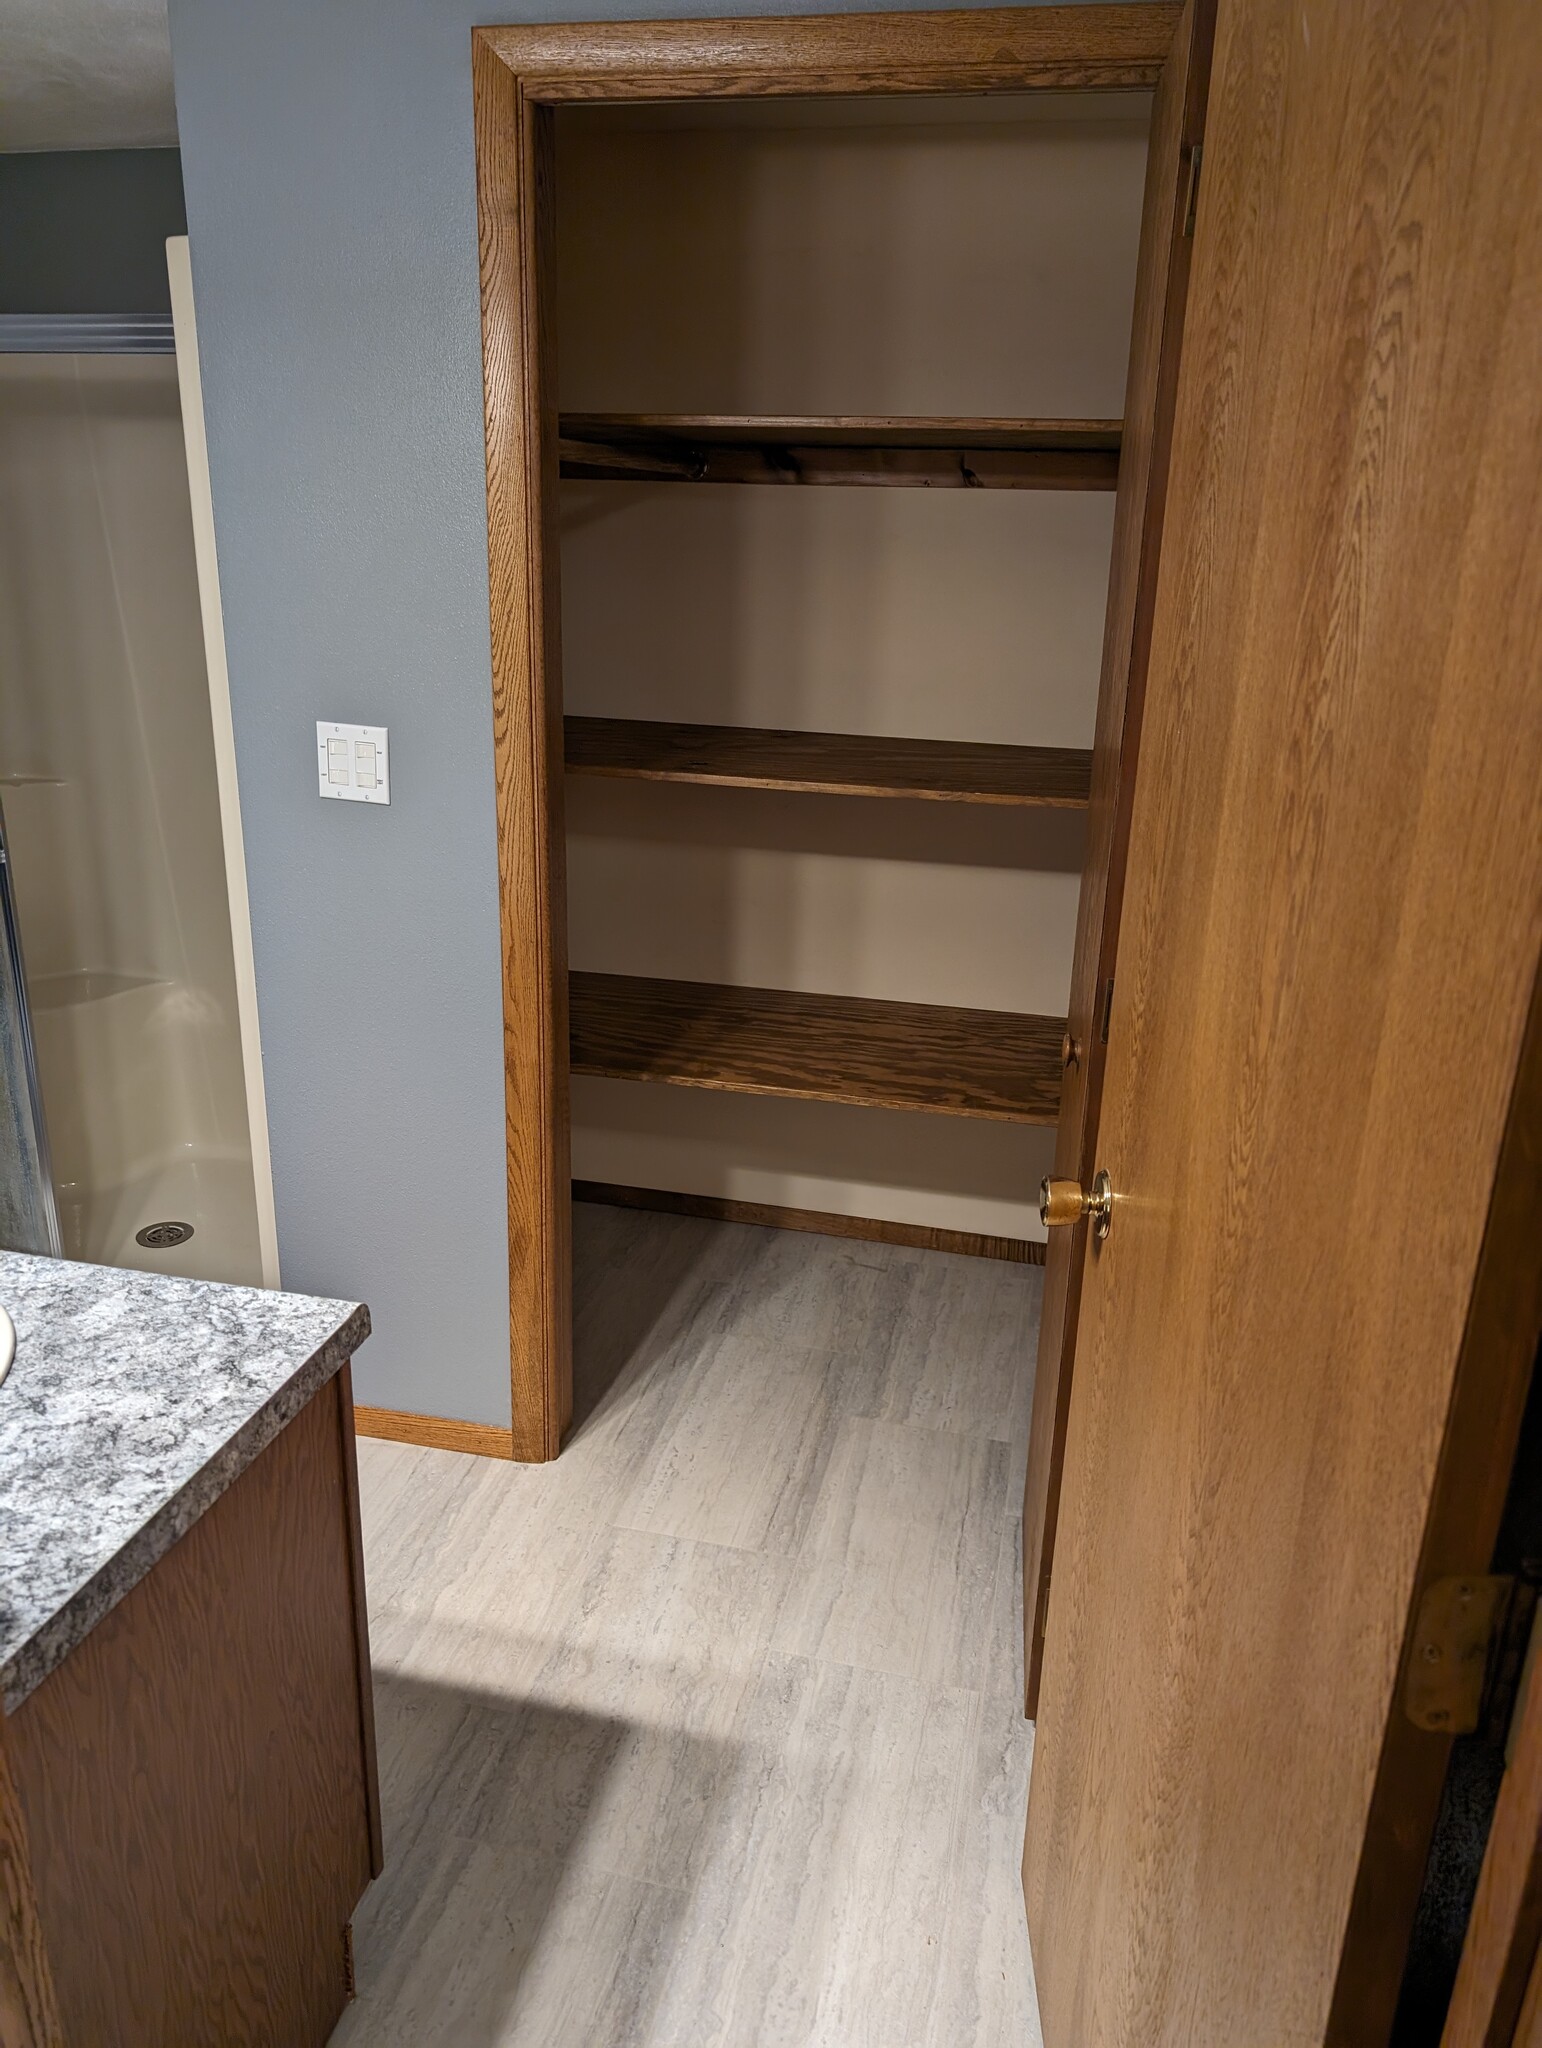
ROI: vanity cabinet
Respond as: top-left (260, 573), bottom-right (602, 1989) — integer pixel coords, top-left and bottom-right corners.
top-left (0, 1259), bottom-right (379, 2048)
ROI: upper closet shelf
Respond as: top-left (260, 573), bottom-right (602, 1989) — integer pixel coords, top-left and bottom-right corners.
top-left (566, 717), bottom-right (1093, 807)
top-left (558, 415), bottom-right (1121, 489)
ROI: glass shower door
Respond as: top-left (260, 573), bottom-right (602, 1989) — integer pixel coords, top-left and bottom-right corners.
top-left (0, 789), bottom-right (61, 1255)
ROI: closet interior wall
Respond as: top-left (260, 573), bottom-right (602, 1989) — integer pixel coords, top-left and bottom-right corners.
top-left (556, 94), bottom-right (1151, 1246)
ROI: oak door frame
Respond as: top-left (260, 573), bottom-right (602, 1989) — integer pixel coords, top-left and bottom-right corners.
top-left (472, 3), bottom-right (1184, 1461)
top-left (1327, 967), bottom-right (1542, 2043)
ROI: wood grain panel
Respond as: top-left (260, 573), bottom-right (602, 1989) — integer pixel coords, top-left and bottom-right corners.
top-left (1518, 1949), bottom-right (1542, 2048)
top-left (7, 1378), bottom-right (375, 2047)
top-left (559, 412), bottom-right (1121, 488)
top-left (0, 1721), bottom-right (62, 2048)
top-left (478, 7), bottom-right (1180, 100)
top-left (1331, 971), bottom-right (1542, 2038)
top-left (565, 717), bottom-right (1092, 807)
top-left (570, 971), bottom-right (1063, 1123)
top-left (474, 40), bottom-right (571, 1461)
top-left (1020, 0), bottom-right (1212, 1717)
top-left (574, 1178), bottom-right (1045, 1263)
top-left (335, 1362), bottom-right (384, 1879)
top-left (1023, 0), bottom-right (1542, 2038)
top-left (354, 1403), bottom-right (517, 1461)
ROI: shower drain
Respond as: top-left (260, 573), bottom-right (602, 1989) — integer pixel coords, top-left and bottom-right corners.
top-left (136, 1220), bottom-right (195, 1250)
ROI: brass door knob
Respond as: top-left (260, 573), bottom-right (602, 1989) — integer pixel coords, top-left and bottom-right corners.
top-left (1038, 1169), bottom-right (1115, 1240)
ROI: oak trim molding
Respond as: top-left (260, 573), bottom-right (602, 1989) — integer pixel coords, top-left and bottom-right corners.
top-left (475, 32), bottom-right (571, 1463)
top-left (477, 7), bottom-right (1179, 102)
top-left (1327, 967), bottom-right (1542, 2041)
top-left (353, 1405), bottom-right (517, 1462)
top-left (473, 4), bottom-right (1182, 1459)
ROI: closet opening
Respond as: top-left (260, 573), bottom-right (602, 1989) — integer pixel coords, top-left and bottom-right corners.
top-left (472, 10), bottom-right (1186, 1465)
top-left (556, 89), bottom-right (1147, 1426)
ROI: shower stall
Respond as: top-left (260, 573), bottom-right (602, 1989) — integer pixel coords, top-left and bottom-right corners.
top-left (0, 242), bottom-right (276, 1287)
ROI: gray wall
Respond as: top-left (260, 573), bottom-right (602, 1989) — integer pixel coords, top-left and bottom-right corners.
top-left (0, 151), bottom-right (186, 314)
top-left (164, 0), bottom-right (1109, 1429)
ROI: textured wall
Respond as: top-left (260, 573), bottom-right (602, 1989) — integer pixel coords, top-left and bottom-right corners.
top-left (164, 0), bottom-right (1115, 1428)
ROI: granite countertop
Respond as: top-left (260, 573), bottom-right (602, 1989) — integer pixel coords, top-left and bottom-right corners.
top-left (0, 1253), bottom-right (369, 1714)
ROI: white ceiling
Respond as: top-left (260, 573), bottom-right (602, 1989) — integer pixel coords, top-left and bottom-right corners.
top-left (0, 0), bottom-right (177, 152)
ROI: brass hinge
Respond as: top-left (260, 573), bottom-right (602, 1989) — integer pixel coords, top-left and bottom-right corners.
top-left (1182, 142), bottom-right (1204, 238)
top-left (1404, 1574), bottom-right (1537, 1736)
top-left (343, 1922), bottom-right (357, 2001)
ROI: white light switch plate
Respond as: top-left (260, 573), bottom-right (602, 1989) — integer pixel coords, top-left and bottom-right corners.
top-left (317, 721), bottom-right (389, 805)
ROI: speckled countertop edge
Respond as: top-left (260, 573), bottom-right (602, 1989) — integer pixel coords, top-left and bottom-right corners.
top-left (1, 1282), bottom-right (370, 1715)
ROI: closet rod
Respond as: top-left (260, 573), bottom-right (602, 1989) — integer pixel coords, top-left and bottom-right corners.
top-left (570, 971), bottom-right (1065, 1123)
top-left (566, 716), bottom-right (1093, 807)
top-left (559, 414), bottom-right (1121, 489)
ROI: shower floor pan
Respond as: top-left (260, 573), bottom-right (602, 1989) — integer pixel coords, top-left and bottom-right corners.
top-left (55, 1152), bottom-right (263, 1286)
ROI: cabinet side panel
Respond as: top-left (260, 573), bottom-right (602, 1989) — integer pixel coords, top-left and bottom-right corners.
top-left (0, 1719), bottom-right (62, 2048)
top-left (6, 1385), bottom-right (372, 2047)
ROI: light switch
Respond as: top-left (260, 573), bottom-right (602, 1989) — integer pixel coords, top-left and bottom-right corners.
top-left (316, 722), bottom-right (390, 805)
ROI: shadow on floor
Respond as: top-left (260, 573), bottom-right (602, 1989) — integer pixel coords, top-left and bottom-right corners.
top-left (568, 1201), bottom-right (728, 1436)
top-left (343, 1665), bottom-right (735, 2044)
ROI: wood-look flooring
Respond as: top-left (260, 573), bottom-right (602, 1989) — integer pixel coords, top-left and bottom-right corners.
top-left (335, 1205), bottom-right (1042, 2046)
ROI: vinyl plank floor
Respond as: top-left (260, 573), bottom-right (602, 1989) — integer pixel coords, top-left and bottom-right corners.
top-left (770, 1417), bottom-right (1014, 1690)
top-left (335, 1205), bottom-right (1043, 2047)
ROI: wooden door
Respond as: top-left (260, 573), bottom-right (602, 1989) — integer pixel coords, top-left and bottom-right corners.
top-left (1021, 0), bottom-right (1213, 1714)
top-left (1022, 0), bottom-right (1542, 2040)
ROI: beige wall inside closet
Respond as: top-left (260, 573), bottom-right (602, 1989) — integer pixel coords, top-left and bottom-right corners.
top-left (558, 94), bottom-right (1150, 1242)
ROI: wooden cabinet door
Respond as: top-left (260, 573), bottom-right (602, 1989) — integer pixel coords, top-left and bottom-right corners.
top-left (1022, 0), bottom-right (1542, 2041)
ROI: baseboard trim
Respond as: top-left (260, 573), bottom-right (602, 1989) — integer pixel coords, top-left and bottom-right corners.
top-left (573, 1180), bottom-right (1045, 1265)
top-left (353, 1404), bottom-right (515, 1461)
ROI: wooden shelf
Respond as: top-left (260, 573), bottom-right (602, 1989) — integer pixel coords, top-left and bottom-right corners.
top-left (569, 972), bottom-right (1064, 1123)
top-left (566, 716), bottom-right (1092, 807)
top-left (558, 414), bottom-right (1121, 490)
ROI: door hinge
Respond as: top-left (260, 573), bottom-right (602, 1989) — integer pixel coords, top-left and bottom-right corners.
top-left (343, 1922), bottom-right (357, 2001)
top-left (1182, 142), bottom-right (1204, 238)
top-left (1404, 1573), bottom-right (1538, 1737)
